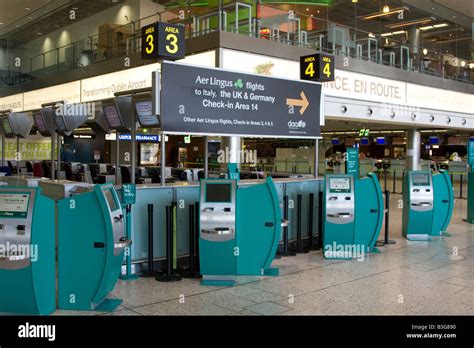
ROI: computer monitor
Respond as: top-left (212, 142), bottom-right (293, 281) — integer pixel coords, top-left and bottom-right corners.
top-left (1, 117), bottom-right (14, 138)
top-left (134, 99), bottom-right (159, 127)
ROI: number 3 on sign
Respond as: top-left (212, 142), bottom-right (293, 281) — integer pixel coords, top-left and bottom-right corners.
top-left (305, 62), bottom-right (315, 77)
top-left (166, 33), bottom-right (178, 54)
top-left (145, 34), bottom-right (154, 54)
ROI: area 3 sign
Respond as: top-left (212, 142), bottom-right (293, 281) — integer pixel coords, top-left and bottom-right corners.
top-left (160, 62), bottom-right (322, 138)
top-left (141, 22), bottom-right (185, 61)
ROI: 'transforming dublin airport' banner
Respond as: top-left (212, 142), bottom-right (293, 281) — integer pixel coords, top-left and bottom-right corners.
top-left (160, 62), bottom-right (322, 138)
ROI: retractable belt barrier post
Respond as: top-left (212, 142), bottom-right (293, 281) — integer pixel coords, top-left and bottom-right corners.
top-left (377, 190), bottom-right (396, 246)
top-left (181, 204), bottom-right (201, 278)
top-left (141, 203), bottom-right (155, 277)
top-left (307, 193), bottom-right (316, 250)
top-left (156, 205), bottom-right (182, 282)
top-left (280, 195), bottom-right (296, 257)
top-left (296, 194), bottom-right (308, 253)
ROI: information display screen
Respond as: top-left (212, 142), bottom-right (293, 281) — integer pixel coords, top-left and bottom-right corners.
top-left (55, 115), bottom-right (68, 131)
top-left (2, 118), bottom-right (13, 136)
top-left (412, 173), bottom-right (430, 186)
top-left (135, 100), bottom-right (159, 126)
top-left (329, 177), bottom-right (351, 193)
top-left (331, 138), bottom-right (340, 145)
top-left (104, 188), bottom-right (119, 212)
top-left (205, 183), bottom-right (232, 203)
top-left (376, 137), bottom-right (386, 145)
top-left (103, 104), bottom-right (124, 129)
top-left (360, 137), bottom-right (369, 145)
top-left (429, 136), bottom-right (439, 145)
top-left (0, 193), bottom-right (30, 218)
top-left (33, 113), bottom-right (48, 133)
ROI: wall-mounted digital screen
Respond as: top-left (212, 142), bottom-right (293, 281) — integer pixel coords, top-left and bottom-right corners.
top-left (2, 118), bottom-right (13, 136)
top-left (360, 137), bottom-right (369, 145)
top-left (429, 136), bottom-right (439, 145)
top-left (331, 138), bottom-right (340, 145)
top-left (103, 104), bottom-right (124, 129)
top-left (329, 177), bottom-right (351, 193)
top-left (103, 188), bottom-right (119, 212)
top-left (205, 183), bottom-right (232, 203)
top-left (135, 100), bottom-right (159, 126)
top-left (376, 137), bottom-right (386, 145)
top-left (0, 193), bottom-right (30, 218)
top-left (33, 113), bottom-right (48, 133)
top-left (412, 173), bottom-right (430, 186)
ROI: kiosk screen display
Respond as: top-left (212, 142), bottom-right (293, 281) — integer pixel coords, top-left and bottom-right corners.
top-left (0, 193), bottom-right (30, 218)
top-left (135, 100), bottom-right (159, 126)
top-left (104, 188), bottom-right (119, 212)
top-left (34, 113), bottom-right (47, 133)
top-left (329, 177), bottom-right (351, 193)
top-left (205, 183), bottom-right (232, 203)
top-left (412, 173), bottom-right (430, 186)
top-left (103, 104), bottom-right (123, 129)
top-left (2, 118), bottom-right (13, 135)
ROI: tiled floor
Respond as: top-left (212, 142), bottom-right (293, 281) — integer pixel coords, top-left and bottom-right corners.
top-left (54, 194), bottom-right (474, 316)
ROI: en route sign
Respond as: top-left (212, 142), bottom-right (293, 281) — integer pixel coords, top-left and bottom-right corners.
top-left (300, 53), bottom-right (335, 82)
top-left (160, 62), bottom-right (322, 138)
top-left (346, 147), bottom-right (359, 177)
top-left (141, 22), bottom-right (185, 61)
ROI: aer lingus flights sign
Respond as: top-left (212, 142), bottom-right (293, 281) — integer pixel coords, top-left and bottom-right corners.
top-left (160, 62), bottom-right (322, 138)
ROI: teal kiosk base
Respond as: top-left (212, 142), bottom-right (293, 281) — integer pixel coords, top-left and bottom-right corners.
top-left (0, 187), bottom-right (55, 315)
top-left (323, 173), bottom-right (384, 259)
top-left (466, 138), bottom-right (474, 224)
top-left (199, 177), bottom-right (281, 286)
top-left (402, 170), bottom-right (454, 241)
top-left (57, 183), bottom-right (131, 312)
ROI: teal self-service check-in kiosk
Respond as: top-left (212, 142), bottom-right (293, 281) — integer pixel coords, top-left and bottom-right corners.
top-left (323, 173), bottom-right (384, 259)
top-left (467, 138), bottom-right (474, 224)
top-left (402, 170), bottom-right (454, 240)
top-left (0, 187), bottom-right (55, 315)
top-left (199, 177), bottom-right (281, 286)
top-left (56, 183), bottom-right (130, 311)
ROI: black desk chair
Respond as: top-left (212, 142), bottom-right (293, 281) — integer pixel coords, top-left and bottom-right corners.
top-left (64, 163), bottom-right (73, 181)
top-left (120, 166), bottom-right (131, 184)
top-left (26, 161), bottom-right (34, 173)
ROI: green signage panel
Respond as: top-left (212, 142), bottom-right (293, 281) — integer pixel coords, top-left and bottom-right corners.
top-left (468, 137), bottom-right (474, 166)
top-left (122, 184), bottom-right (136, 205)
top-left (346, 147), bottom-right (359, 177)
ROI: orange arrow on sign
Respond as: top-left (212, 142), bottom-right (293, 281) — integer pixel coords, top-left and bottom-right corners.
top-left (286, 91), bottom-right (309, 115)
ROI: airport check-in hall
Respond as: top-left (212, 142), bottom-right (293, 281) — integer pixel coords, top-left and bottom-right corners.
top-left (0, 0), bottom-right (474, 329)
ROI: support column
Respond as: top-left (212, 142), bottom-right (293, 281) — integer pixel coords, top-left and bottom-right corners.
top-left (221, 136), bottom-right (242, 170)
top-left (406, 129), bottom-right (421, 171)
top-left (204, 136), bottom-right (209, 179)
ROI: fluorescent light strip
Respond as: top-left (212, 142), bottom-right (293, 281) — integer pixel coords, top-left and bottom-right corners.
top-left (420, 23), bottom-right (448, 31)
top-left (360, 7), bottom-right (408, 20)
top-left (386, 17), bottom-right (433, 29)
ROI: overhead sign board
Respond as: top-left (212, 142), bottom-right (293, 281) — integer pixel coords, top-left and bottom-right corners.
top-left (141, 22), bottom-right (185, 61)
top-left (346, 147), bottom-right (359, 177)
top-left (160, 62), bottom-right (322, 138)
top-left (300, 53), bottom-right (335, 82)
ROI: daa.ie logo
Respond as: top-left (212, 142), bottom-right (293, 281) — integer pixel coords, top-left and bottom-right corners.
top-left (287, 120), bottom-right (306, 129)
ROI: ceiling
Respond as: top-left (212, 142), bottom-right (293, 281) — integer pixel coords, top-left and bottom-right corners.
top-left (434, 0), bottom-right (474, 19)
top-left (0, 0), bottom-right (51, 27)
top-left (0, 0), bottom-right (125, 47)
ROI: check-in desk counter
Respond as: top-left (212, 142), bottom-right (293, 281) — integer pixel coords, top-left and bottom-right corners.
top-left (121, 177), bottom-right (323, 264)
top-left (0, 176), bottom-right (50, 187)
top-left (359, 159), bottom-right (375, 177)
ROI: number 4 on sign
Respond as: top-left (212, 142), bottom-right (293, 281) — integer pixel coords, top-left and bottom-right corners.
top-left (305, 62), bottom-right (315, 77)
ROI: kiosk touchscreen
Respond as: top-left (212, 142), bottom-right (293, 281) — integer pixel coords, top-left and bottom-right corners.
top-left (1, 117), bottom-right (14, 138)
top-left (402, 171), bottom-right (434, 240)
top-left (0, 187), bottom-right (55, 315)
top-left (57, 183), bottom-right (130, 311)
top-left (199, 177), bottom-right (280, 286)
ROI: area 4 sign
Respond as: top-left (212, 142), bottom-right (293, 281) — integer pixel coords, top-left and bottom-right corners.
top-left (141, 22), bottom-right (185, 61)
top-left (300, 53), bottom-right (335, 82)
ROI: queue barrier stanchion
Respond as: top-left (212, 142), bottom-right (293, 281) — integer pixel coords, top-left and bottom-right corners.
top-left (460, 174), bottom-right (464, 199)
top-left (384, 169), bottom-right (388, 192)
top-left (142, 204), bottom-right (155, 277)
top-left (181, 204), bottom-right (201, 278)
top-left (194, 202), bottom-right (201, 274)
top-left (377, 190), bottom-right (396, 246)
top-left (308, 193), bottom-right (315, 250)
top-left (317, 191), bottom-right (323, 250)
top-left (156, 205), bottom-right (182, 282)
top-left (296, 194), bottom-right (308, 253)
top-left (280, 195), bottom-right (296, 257)
top-left (392, 170), bottom-right (396, 194)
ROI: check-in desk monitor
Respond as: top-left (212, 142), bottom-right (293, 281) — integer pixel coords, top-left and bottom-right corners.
top-left (326, 176), bottom-right (355, 225)
top-left (200, 181), bottom-right (236, 242)
top-left (2, 117), bottom-right (14, 138)
top-left (102, 97), bottom-right (133, 132)
top-left (134, 96), bottom-right (160, 127)
top-left (409, 172), bottom-right (433, 212)
top-left (0, 187), bottom-right (55, 315)
top-left (33, 111), bottom-right (51, 136)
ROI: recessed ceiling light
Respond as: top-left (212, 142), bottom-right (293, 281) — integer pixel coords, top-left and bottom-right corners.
top-left (0, 22), bottom-right (3, 25)
top-left (37, 32), bottom-right (42, 35)
top-left (25, 7), bottom-right (30, 10)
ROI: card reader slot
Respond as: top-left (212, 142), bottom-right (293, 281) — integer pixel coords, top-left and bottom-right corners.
top-left (201, 227), bottom-right (233, 235)
top-left (411, 202), bottom-right (432, 207)
top-left (327, 213), bottom-right (353, 219)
